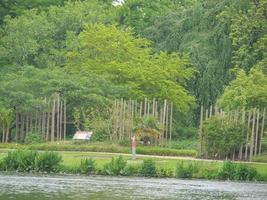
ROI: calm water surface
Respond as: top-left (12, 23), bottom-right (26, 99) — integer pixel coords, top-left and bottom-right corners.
top-left (0, 174), bottom-right (266, 200)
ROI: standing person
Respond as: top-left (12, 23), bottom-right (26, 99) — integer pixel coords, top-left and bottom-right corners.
top-left (131, 135), bottom-right (137, 160)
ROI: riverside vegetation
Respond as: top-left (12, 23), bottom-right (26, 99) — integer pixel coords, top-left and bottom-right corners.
top-left (0, 150), bottom-right (265, 181)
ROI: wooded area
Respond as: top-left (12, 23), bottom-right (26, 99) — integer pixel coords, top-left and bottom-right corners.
top-left (0, 0), bottom-right (266, 150)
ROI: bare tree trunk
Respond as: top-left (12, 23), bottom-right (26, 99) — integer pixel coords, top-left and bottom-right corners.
top-left (199, 105), bottom-right (204, 154)
top-left (5, 125), bottom-right (9, 143)
top-left (245, 111), bottom-right (251, 160)
top-left (46, 109), bottom-right (50, 141)
top-left (2, 124), bottom-right (5, 143)
top-left (238, 109), bottom-right (246, 160)
top-left (209, 105), bottom-right (213, 117)
top-left (60, 100), bottom-right (63, 141)
top-left (254, 109), bottom-right (260, 155)
top-left (139, 102), bottom-right (143, 118)
top-left (29, 112), bottom-right (33, 132)
top-left (144, 98), bottom-right (147, 117)
top-left (57, 94), bottom-right (60, 141)
top-left (26, 113), bottom-right (29, 135)
top-left (16, 113), bottom-right (19, 143)
top-left (64, 99), bottom-right (67, 143)
top-left (259, 108), bottom-right (266, 155)
top-left (249, 109), bottom-right (256, 161)
top-left (21, 114), bottom-right (25, 141)
top-left (51, 98), bottom-right (56, 142)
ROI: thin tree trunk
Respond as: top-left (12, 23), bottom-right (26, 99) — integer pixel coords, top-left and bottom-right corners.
top-left (64, 99), bottom-right (67, 143)
top-left (245, 111), bottom-right (251, 160)
top-left (16, 113), bottom-right (19, 143)
top-left (60, 100), bottom-right (63, 141)
top-left (162, 99), bottom-right (167, 142)
top-left (57, 94), bottom-right (60, 141)
top-left (51, 98), bottom-right (56, 142)
top-left (259, 108), bottom-right (266, 155)
top-left (249, 109), bottom-right (256, 161)
top-left (169, 102), bottom-right (173, 147)
top-left (2, 124), bottom-right (5, 143)
top-left (5, 125), bottom-right (9, 143)
top-left (254, 109), bottom-right (260, 155)
top-left (26, 113), bottom-right (29, 135)
top-left (199, 105), bottom-right (204, 154)
top-left (144, 98), bottom-right (147, 117)
top-left (21, 114), bottom-right (25, 141)
top-left (238, 109), bottom-right (246, 160)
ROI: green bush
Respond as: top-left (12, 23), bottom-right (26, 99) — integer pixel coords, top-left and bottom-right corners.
top-left (80, 158), bottom-right (96, 174)
top-left (217, 161), bottom-right (236, 180)
top-left (202, 169), bottom-right (218, 180)
top-left (35, 152), bottom-right (62, 173)
top-left (217, 161), bottom-right (257, 181)
top-left (234, 164), bottom-right (257, 181)
top-left (102, 156), bottom-right (127, 175)
top-left (175, 161), bottom-right (199, 179)
top-left (121, 164), bottom-right (140, 176)
top-left (140, 159), bottom-right (156, 177)
top-left (202, 116), bottom-right (247, 159)
top-left (0, 150), bottom-right (37, 172)
top-left (156, 167), bottom-right (173, 178)
top-left (24, 132), bottom-right (44, 144)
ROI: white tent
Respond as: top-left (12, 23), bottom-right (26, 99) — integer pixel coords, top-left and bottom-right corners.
top-left (73, 131), bottom-right (92, 140)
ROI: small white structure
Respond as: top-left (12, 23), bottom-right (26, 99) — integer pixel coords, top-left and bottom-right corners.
top-left (73, 131), bottom-right (92, 141)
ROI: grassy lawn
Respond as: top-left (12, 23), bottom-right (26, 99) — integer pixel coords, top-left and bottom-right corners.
top-left (60, 151), bottom-right (267, 179)
top-left (1, 149), bottom-right (266, 180)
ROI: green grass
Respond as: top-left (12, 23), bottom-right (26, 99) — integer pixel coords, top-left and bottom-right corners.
top-left (0, 149), bottom-right (266, 181)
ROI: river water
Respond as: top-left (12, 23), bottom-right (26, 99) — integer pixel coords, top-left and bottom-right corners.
top-left (0, 175), bottom-right (266, 200)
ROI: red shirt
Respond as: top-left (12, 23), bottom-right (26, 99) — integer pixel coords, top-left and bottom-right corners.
top-left (131, 137), bottom-right (136, 148)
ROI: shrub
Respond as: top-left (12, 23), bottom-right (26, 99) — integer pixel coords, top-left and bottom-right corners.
top-left (121, 164), bottom-right (140, 176)
top-left (24, 132), bottom-right (44, 144)
top-left (202, 169), bottom-right (218, 180)
top-left (202, 116), bottom-right (247, 159)
top-left (80, 158), bottom-right (96, 174)
top-left (35, 151), bottom-right (62, 173)
top-left (234, 164), bottom-right (257, 181)
top-left (140, 159), bottom-right (156, 177)
top-left (102, 156), bottom-right (126, 175)
top-left (175, 161), bottom-right (199, 179)
top-left (217, 161), bottom-right (236, 180)
top-left (0, 150), bottom-right (37, 172)
top-left (156, 167), bottom-right (173, 178)
top-left (217, 161), bottom-right (257, 181)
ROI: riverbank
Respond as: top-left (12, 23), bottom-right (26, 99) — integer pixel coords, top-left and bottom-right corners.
top-left (0, 149), bottom-right (267, 181)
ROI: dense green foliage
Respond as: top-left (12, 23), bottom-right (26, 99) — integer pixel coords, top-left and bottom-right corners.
top-left (0, 0), bottom-right (266, 142)
top-left (140, 159), bottom-right (156, 177)
top-left (202, 116), bottom-right (247, 159)
top-left (175, 161), bottom-right (199, 179)
top-left (0, 150), bottom-right (62, 172)
top-left (80, 158), bottom-right (96, 174)
top-left (102, 156), bottom-right (126, 175)
top-left (217, 161), bottom-right (257, 181)
top-left (217, 68), bottom-right (267, 110)
top-left (24, 131), bottom-right (44, 144)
